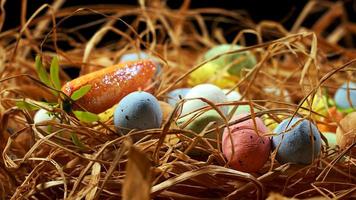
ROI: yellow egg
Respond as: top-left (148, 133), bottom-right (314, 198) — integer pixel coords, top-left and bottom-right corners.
top-left (188, 62), bottom-right (237, 88)
top-left (98, 105), bottom-right (117, 122)
top-left (263, 114), bottom-right (284, 130)
top-left (300, 95), bottom-right (329, 121)
top-left (164, 123), bottom-right (180, 146)
top-left (159, 101), bottom-right (180, 145)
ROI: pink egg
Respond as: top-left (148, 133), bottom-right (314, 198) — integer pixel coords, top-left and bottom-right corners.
top-left (222, 114), bottom-right (271, 173)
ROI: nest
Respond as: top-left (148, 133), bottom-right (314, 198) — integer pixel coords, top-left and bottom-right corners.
top-left (0, 0), bottom-right (355, 199)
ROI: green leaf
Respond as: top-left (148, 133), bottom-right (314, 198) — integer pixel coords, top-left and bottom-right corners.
top-left (70, 85), bottom-right (92, 101)
top-left (50, 56), bottom-right (61, 90)
top-left (35, 55), bottom-right (51, 87)
top-left (16, 101), bottom-right (39, 111)
top-left (73, 111), bottom-right (99, 123)
top-left (71, 133), bottom-right (86, 150)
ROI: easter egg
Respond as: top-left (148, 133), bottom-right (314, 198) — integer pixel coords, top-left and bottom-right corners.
top-left (222, 114), bottom-right (271, 172)
top-left (223, 89), bottom-right (242, 102)
top-left (300, 95), bottom-right (329, 121)
top-left (62, 61), bottom-right (157, 114)
top-left (34, 109), bottom-right (59, 132)
top-left (336, 112), bottom-right (356, 153)
top-left (98, 105), bottom-right (116, 122)
top-left (263, 115), bottom-right (285, 131)
top-left (317, 107), bottom-right (343, 133)
top-left (334, 82), bottom-right (356, 110)
top-left (203, 44), bottom-right (256, 76)
top-left (272, 118), bottom-right (322, 164)
top-left (158, 101), bottom-right (180, 145)
top-left (166, 88), bottom-right (191, 106)
top-left (178, 84), bottom-right (227, 137)
top-left (263, 87), bottom-right (291, 102)
top-left (188, 62), bottom-right (237, 88)
top-left (114, 91), bottom-right (162, 136)
top-left (322, 132), bottom-right (337, 148)
top-left (159, 101), bottom-right (174, 123)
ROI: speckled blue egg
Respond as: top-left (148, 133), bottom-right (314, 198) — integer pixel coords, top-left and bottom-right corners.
top-left (272, 117), bottom-right (321, 164)
top-left (334, 82), bottom-right (356, 109)
top-left (166, 88), bottom-right (191, 106)
top-left (120, 52), bottom-right (161, 75)
top-left (114, 91), bottom-right (162, 134)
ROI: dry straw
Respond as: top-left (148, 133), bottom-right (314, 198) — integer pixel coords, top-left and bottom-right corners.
top-left (0, 0), bottom-right (355, 199)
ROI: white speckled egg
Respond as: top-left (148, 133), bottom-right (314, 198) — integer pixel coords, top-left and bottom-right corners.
top-left (223, 89), bottom-right (242, 102)
top-left (263, 86), bottom-right (291, 102)
top-left (178, 84), bottom-right (228, 136)
top-left (114, 91), bottom-right (162, 135)
top-left (34, 109), bottom-right (59, 131)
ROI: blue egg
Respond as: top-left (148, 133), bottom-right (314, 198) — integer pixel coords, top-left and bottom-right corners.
top-left (334, 82), bottom-right (356, 109)
top-left (120, 52), bottom-right (161, 76)
top-left (272, 117), bottom-right (321, 164)
top-left (166, 88), bottom-right (191, 106)
top-left (114, 91), bottom-right (162, 134)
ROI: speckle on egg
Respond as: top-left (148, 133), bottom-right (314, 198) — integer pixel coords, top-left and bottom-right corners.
top-left (222, 114), bottom-right (271, 172)
top-left (203, 44), bottom-right (257, 76)
top-left (177, 84), bottom-right (228, 136)
top-left (272, 117), bottom-right (322, 164)
top-left (336, 112), bottom-right (356, 155)
top-left (166, 88), bottom-right (191, 106)
top-left (114, 91), bottom-right (162, 137)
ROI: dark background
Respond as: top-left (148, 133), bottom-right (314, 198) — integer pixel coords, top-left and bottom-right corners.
top-left (4, 0), bottom-right (350, 31)
top-left (3, 0), bottom-right (356, 52)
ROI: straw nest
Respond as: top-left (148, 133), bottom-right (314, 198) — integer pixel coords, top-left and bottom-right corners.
top-left (0, 0), bottom-right (355, 199)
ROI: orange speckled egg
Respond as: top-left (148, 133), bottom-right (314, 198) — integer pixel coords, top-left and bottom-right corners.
top-left (317, 107), bottom-right (344, 133)
top-left (336, 112), bottom-right (356, 155)
top-left (222, 114), bottom-right (271, 173)
top-left (62, 60), bottom-right (157, 114)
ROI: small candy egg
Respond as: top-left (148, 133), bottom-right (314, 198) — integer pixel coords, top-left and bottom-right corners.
top-left (114, 91), bottom-right (162, 135)
top-left (158, 101), bottom-right (180, 145)
top-left (334, 82), bottom-right (356, 110)
top-left (223, 89), bottom-right (249, 116)
top-left (203, 44), bottom-right (256, 76)
top-left (188, 62), bottom-right (237, 88)
top-left (263, 115), bottom-right (285, 131)
top-left (159, 101), bottom-right (174, 123)
top-left (322, 132), bottom-right (337, 148)
top-left (300, 95), bottom-right (329, 121)
top-left (272, 118), bottom-right (321, 164)
top-left (263, 87), bottom-right (291, 102)
top-left (98, 105), bottom-right (116, 122)
top-left (317, 107), bottom-right (343, 133)
top-left (34, 109), bottom-right (59, 132)
top-left (166, 88), bottom-right (191, 106)
top-left (222, 114), bottom-right (271, 172)
top-left (178, 84), bottom-right (227, 137)
top-left (336, 112), bottom-right (356, 153)
top-left (228, 105), bottom-right (259, 117)
top-left (223, 89), bottom-right (242, 102)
